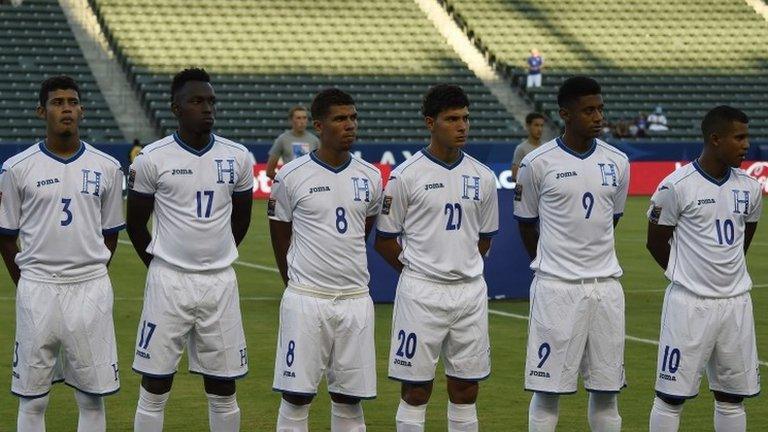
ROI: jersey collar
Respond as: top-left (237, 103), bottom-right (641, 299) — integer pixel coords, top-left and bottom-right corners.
top-left (421, 148), bottom-right (464, 170)
top-left (173, 132), bottom-right (215, 156)
top-left (39, 140), bottom-right (85, 164)
top-left (310, 150), bottom-right (351, 173)
top-left (692, 159), bottom-right (730, 186)
top-left (556, 136), bottom-right (596, 160)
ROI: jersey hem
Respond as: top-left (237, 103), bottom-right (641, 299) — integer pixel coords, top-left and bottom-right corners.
top-left (189, 369), bottom-right (248, 381)
top-left (709, 389), bottom-right (760, 399)
top-left (102, 224), bottom-right (126, 234)
top-left (11, 378), bottom-right (65, 399)
top-left (128, 189), bottom-right (155, 198)
top-left (479, 230), bottom-right (498, 238)
top-left (655, 390), bottom-right (699, 400)
top-left (132, 367), bottom-right (177, 379)
top-left (376, 229), bottom-right (401, 238)
top-left (524, 388), bottom-right (578, 395)
top-left (0, 227), bottom-right (20, 236)
top-left (272, 388), bottom-right (317, 397)
top-left (585, 385), bottom-right (626, 393)
top-left (232, 189), bottom-right (252, 197)
top-left (445, 373), bottom-right (491, 382)
top-left (514, 215), bottom-right (539, 223)
top-left (613, 213), bottom-right (623, 220)
top-left (63, 381), bottom-right (120, 397)
top-left (387, 375), bottom-right (435, 384)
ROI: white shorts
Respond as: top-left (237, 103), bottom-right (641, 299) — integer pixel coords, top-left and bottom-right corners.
top-left (655, 285), bottom-right (760, 399)
top-left (388, 271), bottom-right (490, 383)
top-left (272, 288), bottom-right (377, 398)
top-left (527, 73), bottom-right (542, 88)
top-left (525, 275), bottom-right (626, 394)
top-left (12, 274), bottom-right (119, 398)
top-left (132, 259), bottom-right (248, 380)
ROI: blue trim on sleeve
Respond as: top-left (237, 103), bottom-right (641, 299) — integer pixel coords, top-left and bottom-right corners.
top-left (613, 213), bottom-right (623, 220)
top-left (102, 224), bottom-right (126, 234)
top-left (376, 229), bottom-right (401, 238)
top-left (0, 227), bottom-right (20, 236)
top-left (128, 189), bottom-right (155, 198)
top-left (514, 215), bottom-right (539, 223)
top-left (232, 189), bottom-right (253, 197)
top-left (479, 230), bottom-right (499, 238)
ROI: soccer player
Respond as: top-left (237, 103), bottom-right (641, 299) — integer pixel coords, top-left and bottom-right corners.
top-left (127, 68), bottom-right (253, 432)
top-left (269, 88), bottom-right (382, 432)
top-left (0, 75), bottom-right (125, 432)
top-left (375, 84), bottom-right (499, 432)
top-left (265, 105), bottom-right (320, 180)
top-left (514, 76), bottom-right (629, 432)
top-left (512, 112), bottom-right (546, 181)
top-left (647, 106), bottom-right (762, 432)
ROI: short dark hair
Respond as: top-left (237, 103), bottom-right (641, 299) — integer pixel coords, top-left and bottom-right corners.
top-left (39, 75), bottom-right (80, 107)
top-left (421, 84), bottom-right (470, 118)
top-left (525, 112), bottom-right (545, 124)
top-left (701, 105), bottom-right (749, 141)
top-left (557, 76), bottom-right (601, 108)
top-left (311, 88), bottom-right (355, 120)
top-left (170, 68), bottom-right (211, 101)
top-left (288, 105), bottom-right (308, 119)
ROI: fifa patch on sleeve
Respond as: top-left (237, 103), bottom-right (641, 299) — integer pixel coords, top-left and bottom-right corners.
top-left (267, 197), bottom-right (276, 217)
top-left (649, 206), bottom-right (662, 223)
top-left (127, 168), bottom-right (136, 190)
top-left (514, 184), bottom-right (523, 202)
top-left (381, 195), bottom-right (393, 215)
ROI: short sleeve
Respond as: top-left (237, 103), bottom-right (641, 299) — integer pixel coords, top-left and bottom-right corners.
top-left (479, 176), bottom-right (499, 237)
top-left (648, 181), bottom-right (680, 226)
top-left (512, 144), bottom-right (525, 167)
top-left (128, 152), bottom-right (157, 197)
top-left (233, 152), bottom-right (254, 195)
top-left (613, 160), bottom-right (630, 219)
top-left (366, 171), bottom-right (383, 217)
top-left (0, 164), bottom-right (21, 234)
top-left (747, 185), bottom-right (763, 223)
top-left (513, 157), bottom-right (540, 222)
top-left (376, 173), bottom-right (408, 237)
top-left (101, 166), bottom-right (126, 234)
top-left (268, 136), bottom-right (283, 157)
top-left (268, 171), bottom-right (292, 222)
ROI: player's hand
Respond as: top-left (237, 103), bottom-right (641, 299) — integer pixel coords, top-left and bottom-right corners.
top-left (266, 170), bottom-right (276, 180)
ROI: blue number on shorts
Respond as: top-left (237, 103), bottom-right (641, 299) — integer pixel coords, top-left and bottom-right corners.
top-left (444, 203), bottom-right (462, 230)
top-left (286, 340), bottom-right (296, 367)
top-left (661, 345), bottom-right (681, 373)
top-left (138, 320), bottom-right (157, 350)
top-left (714, 219), bottom-right (735, 245)
top-left (396, 330), bottom-right (417, 359)
top-left (195, 190), bottom-right (214, 218)
top-left (111, 363), bottom-right (119, 381)
top-left (12, 341), bottom-right (19, 367)
top-left (537, 342), bottom-right (551, 368)
top-left (60, 198), bottom-right (73, 226)
top-left (335, 207), bottom-right (348, 234)
top-left (582, 192), bottom-right (594, 219)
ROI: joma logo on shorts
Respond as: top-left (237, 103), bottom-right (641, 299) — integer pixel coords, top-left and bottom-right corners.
top-left (135, 350), bottom-right (150, 359)
top-left (555, 171), bottom-right (578, 180)
top-left (171, 169), bottom-right (193, 175)
top-left (394, 358), bottom-right (412, 367)
top-left (12, 371), bottom-right (19, 379)
top-left (658, 373), bottom-right (676, 381)
top-left (36, 178), bottom-right (60, 187)
top-left (309, 186), bottom-right (331, 194)
top-left (283, 370), bottom-right (296, 378)
top-left (697, 198), bottom-right (716, 205)
top-left (424, 182), bottom-right (444, 191)
top-left (529, 370), bottom-right (550, 378)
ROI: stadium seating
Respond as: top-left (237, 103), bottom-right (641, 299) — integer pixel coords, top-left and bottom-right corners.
top-left (443, 0), bottom-right (768, 141)
top-left (89, 0), bottom-right (525, 143)
top-left (0, 0), bottom-right (124, 143)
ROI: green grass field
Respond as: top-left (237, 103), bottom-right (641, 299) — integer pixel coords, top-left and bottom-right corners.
top-left (0, 196), bottom-right (765, 431)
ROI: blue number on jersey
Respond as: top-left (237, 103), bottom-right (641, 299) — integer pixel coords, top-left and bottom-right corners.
top-left (582, 192), bottom-right (594, 219)
top-left (60, 198), bottom-right (73, 226)
top-left (444, 203), bottom-right (462, 230)
top-left (195, 190), bottom-right (214, 218)
top-left (714, 219), bottom-right (735, 245)
top-left (335, 207), bottom-right (348, 233)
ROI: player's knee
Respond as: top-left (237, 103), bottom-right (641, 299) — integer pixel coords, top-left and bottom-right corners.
top-left (203, 377), bottom-right (235, 396)
top-left (447, 379), bottom-right (479, 404)
top-left (19, 395), bottom-right (50, 415)
top-left (655, 392), bottom-right (685, 406)
top-left (282, 392), bottom-right (314, 406)
top-left (713, 391), bottom-right (744, 404)
top-left (74, 391), bottom-right (104, 412)
top-left (329, 392), bottom-right (361, 405)
top-left (141, 375), bottom-right (173, 395)
top-left (401, 382), bottom-right (433, 406)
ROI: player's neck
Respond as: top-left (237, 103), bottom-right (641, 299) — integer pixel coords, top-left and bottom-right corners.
top-left (44, 134), bottom-right (81, 158)
top-left (291, 129), bottom-right (305, 137)
top-left (315, 147), bottom-right (349, 168)
top-left (177, 129), bottom-right (211, 150)
top-left (426, 143), bottom-right (461, 164)
top-left (561, 131), bottom-right (593, 154)
top-left (528, 136), bottom-right (541, 146)
top-left (696, 152), bottom-right (729, 180)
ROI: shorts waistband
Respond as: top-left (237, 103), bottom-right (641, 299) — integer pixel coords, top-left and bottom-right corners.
top-left (535, 273), bottom-right (617, 285)
top-left (402, 268), bottom-right (482, 285)
top-left (286, 282), bottom-right (369, 300)
top-left (151, 257), bottom-right (232, 275)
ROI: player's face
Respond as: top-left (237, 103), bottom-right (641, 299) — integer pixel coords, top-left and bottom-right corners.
top-left (172, 81), bottom-right (216, 135)
top-left (37, 89), bottom-right (83, 137)
top-left (527, 118), bottom-right (545, 141)
top-left (560, 94), bottom-right (604, 139)
top-left (427, 106), bottom-right (469, 150)
top-left (315, 104), bottom-right (357, 152)
top-left (291, 110), bottom-right (308, 133)
top-left (714, 121), bottom-right (749, 168)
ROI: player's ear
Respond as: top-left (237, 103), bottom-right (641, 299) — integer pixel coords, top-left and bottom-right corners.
top-left (558, 107), bottom-right (570, 123)
top-left (424, 116), bottom-right (435, 132)
top-left (35, 104), bottom-right (46, 120)
top-left (313, 118), bottom-right (322, 136)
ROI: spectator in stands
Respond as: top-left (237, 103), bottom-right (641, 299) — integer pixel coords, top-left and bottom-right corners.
top-left (265, 105), bottom-right (320, 180)
top-left (647, 105), bottom-right (669, 132)
top-left (526, 48), bottom-right (544, 88)
top-left (128, 138), bottom-right (143, 163)
top-left (634, 112), bottom-right (648, 137)
top-left (512, 112), bottom-right (546, 180)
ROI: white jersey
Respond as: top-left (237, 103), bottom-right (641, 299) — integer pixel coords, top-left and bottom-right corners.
top-left (0, 141), bottom-right (125, 283)
top-left (648, 161), bottom-right (762, 298)
top-left (376, 149), bottom-right (499, 282)
top-left (514, 138), bottom-right (629, 280)
top-left (268, 152), bottom-right (383, 294)
top-left (129, 133), bottom-right (254, 271)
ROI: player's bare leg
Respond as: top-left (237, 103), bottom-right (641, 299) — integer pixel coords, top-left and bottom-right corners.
top-left (278, 393), bottom-right (313, 431)
top-left (446, 378), bottom-right (479, 431)
top-left (204, 377), bottom-right (240, 432)
top-left (396, 382), bottom-right (432, 432)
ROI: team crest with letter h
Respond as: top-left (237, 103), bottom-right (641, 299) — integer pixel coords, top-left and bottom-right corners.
top-left (732, 189), bottom-right (750, 215)
top-left (461, 175), bottom-right (481, 201)
top-left (351, 177), bottom-right (370, 202)
top-left (598, 163), bottom-right (617, 187)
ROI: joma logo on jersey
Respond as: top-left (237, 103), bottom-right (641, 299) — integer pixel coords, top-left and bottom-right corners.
top-left (309, 186), bottom-right (331, 194)
top-left (697, 198), bottom-right (716, 205)
top-left (658, 373), bottom-right (676, 382)
top-left (171, 168), bottom-right (193, 175)
top-left (81, 170), bottom-right (101, 196)
top-left (598, 163), bottom-right (618, 186)
top-left (424, 182), bottom-right (444, 191)
top-left (351, 177), bottom-right (370, 202)
top-left (215, 159), bottom-right (236, 184)
top-left (555, 171), bottom-right (578, 180)
top-left (732, 189), bottom-right (750, 214)
top-left (393, 358), bottom-right (412, 367)
top-left (135, 350), bottom-right (150, 359)
top-left (36, 178), bottom-right (60, 188)
top-left (529, 370), bottom-right (550, 378)
top-left (461, 175), bottom-right (480, 201)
